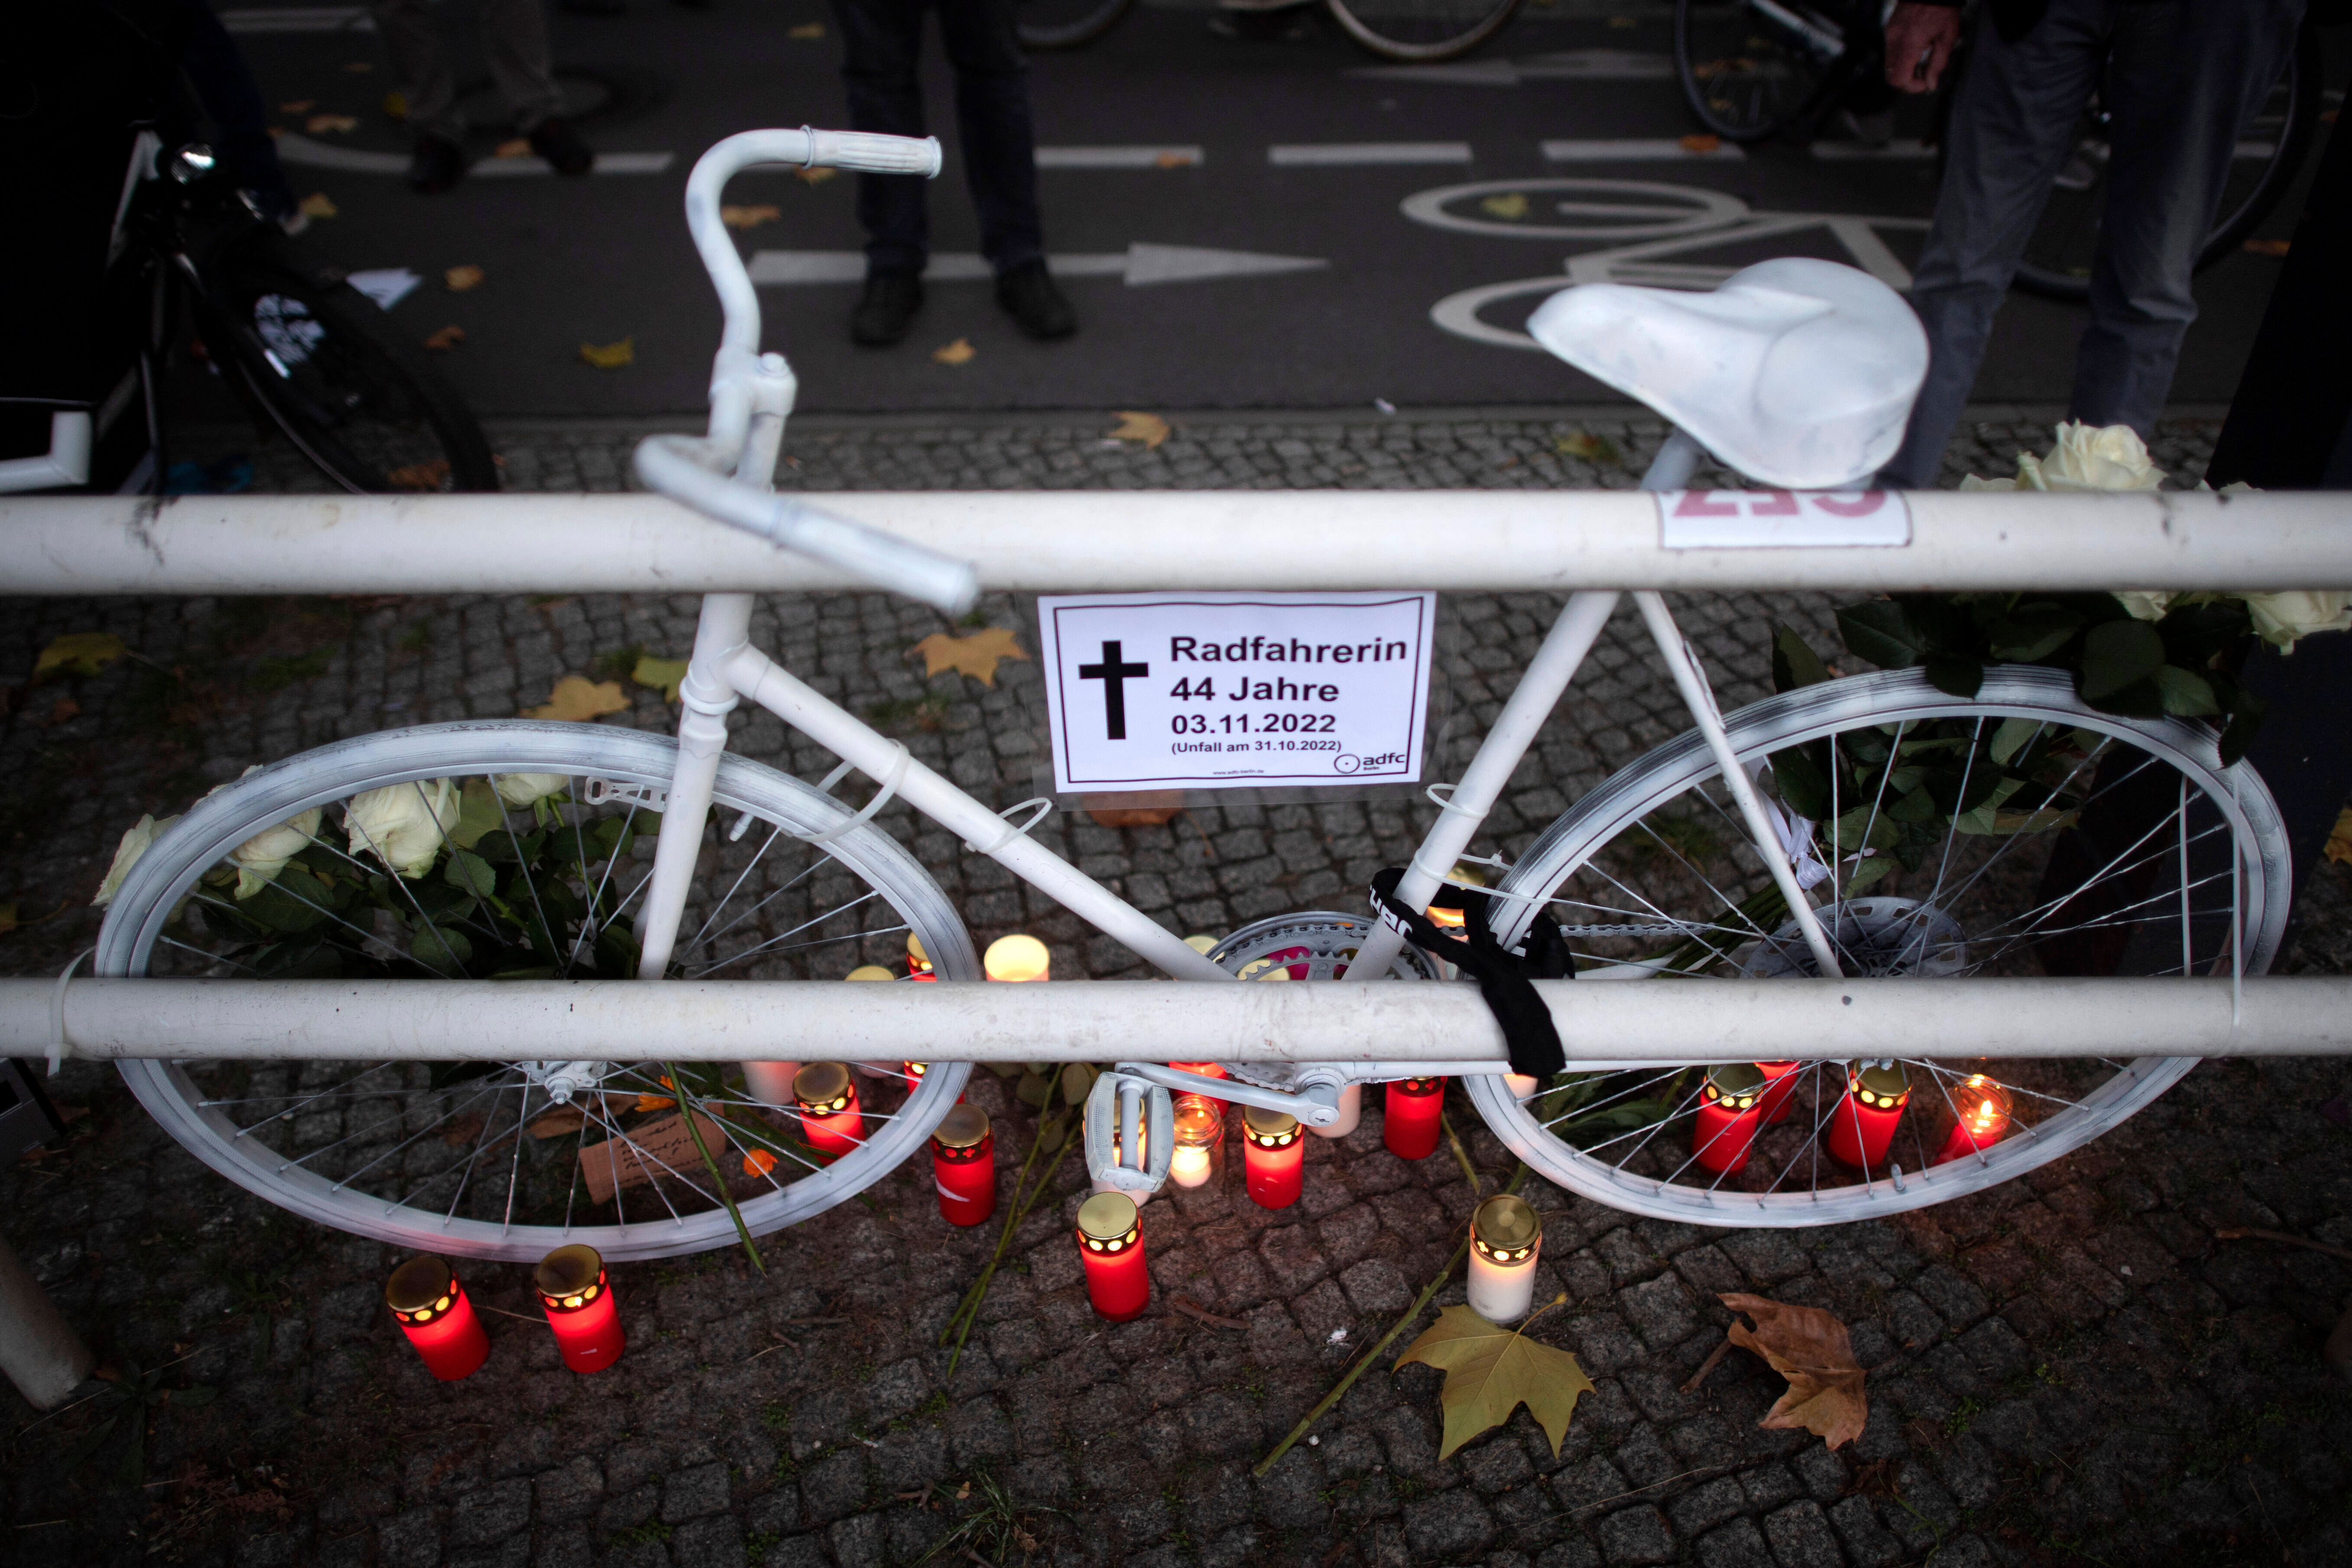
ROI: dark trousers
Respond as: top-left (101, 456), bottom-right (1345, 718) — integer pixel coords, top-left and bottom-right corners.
top-left (829, 0), bottom-right (1044, 277)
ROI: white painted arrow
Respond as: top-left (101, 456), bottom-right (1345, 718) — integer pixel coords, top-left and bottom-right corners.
top-left (746, 243), bottom-right (1328, 287)
top-left (1348, 49), bottom-right (1674, 86)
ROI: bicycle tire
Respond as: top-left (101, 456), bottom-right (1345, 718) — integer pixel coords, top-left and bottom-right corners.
top-left (1324, 0), bottom-right (1525, 65)
top-left (204, 247), bottom-right (499, 493)
top-left (1015, 0), bottom-right (1139, 49)
top-left (1470, 665), bottom-right (2289, 1228)
top-left (1673, 0), bottom-right (1844, 143)
top-left (2009, 22), bottom-right (2322, 303)
top-left (97, 720), bottom-right (978, 1262)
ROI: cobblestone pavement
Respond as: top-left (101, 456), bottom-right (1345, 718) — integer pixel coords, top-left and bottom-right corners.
top-left (8, 408), bottom-right (2352, 1568)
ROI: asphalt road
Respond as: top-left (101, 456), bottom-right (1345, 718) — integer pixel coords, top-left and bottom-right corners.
top-left (213, 0), bottom-right (2333, 418)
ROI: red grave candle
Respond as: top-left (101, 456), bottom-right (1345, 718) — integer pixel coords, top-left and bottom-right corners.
top-left (906, 932), bottom-right (936, 981)
top-left (794, 1061), bottom-right (864, 1158)
top-left (1242, 1105), bottom-right (1305, 1209)
top-left (1076, 1192), bottom-right (1149, 1321)
top-left (1384, 1076), bottom-right (1445, 1161)
top-left (1690, 1063), bottom-right (1767, 1175)
top-left (1933, 1075), bottom-right (2013, 1166)
top-left (385, 1255), bottom-right (489, 1381)
top-left (930, 1104), bottom-right (996, 1226)
top-left (1824, 1061), bottom-right (1910, 1168)
top-left (1753, 1061), bottom-right (1801, 1125)
top-left (534, 1243), bottom-right (624, 1374)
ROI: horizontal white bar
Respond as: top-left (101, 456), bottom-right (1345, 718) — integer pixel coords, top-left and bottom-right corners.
top-left (1269, 142), bottom-right (1473, 166)
top-left (273, 132), bottom-right (673, 176)
top-left (1036, 145), bottom-right (1203, 168)
top-left (5, 490), bottom-right (2350, 595)
top-left (4, 978), bottom-right (2347, 1062)
top-left (1542, 138), bottom-right (1746, 161)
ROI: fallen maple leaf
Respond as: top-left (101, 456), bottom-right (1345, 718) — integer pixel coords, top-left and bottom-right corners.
top-left (2244, 238), bottom-right (2292, 258)
top-left (1396, 1298), bottom-right (1594, 1460)
top-left (1480, 192), bottom-right (1530, 219)
top-left (496, 137), bottom-right (533, 159)
top-left (445, 264), bottom-right (485, 292)
top-left (281, 99), bottom-right (317, 114)
top-left (1155, 150), bottom-right (1197, 168)
top-left (2325, 808), bottom-right (2352, 869)
top-left (386, 459), bottom-right (450, 492)
top-left (523, 675), bottom-right (630, 721)
top-left (910, 626), bottom-right (1029, 686)
top-left (307, 113), bottom-right (359, 134)
top-left (721, 204), bottom-right (783, 229)
top-left (1680, 133), bottom-right (1723, 154)
top-left (297, 193), bottom-right (338, 220)
top-left (1718, 1292), bottom-right (1868, 1450)
top-left (35, 632), bottom-right (128, 679)
top-left (789, 20), bottom-right (826, 36)
top-left (0, 904), bottom-right (16, 938)
top-left (1109, 411), bottom-right (1171, 449)
top-left (1556, 431), bottom-right (1621, 466)
top-left (932, 337), bottom-right (976, 366)
top-left (527, 1107), bottom-right (586, 1139)
top-left (632, 655), bottom-right (689, 703)
top-left (580, 338), bottom-right (636, 370)
top-left (423, 325), bottom-right (466, 351)
top-left (384, 91), bottom-right (408, 120)
top-left (796, 166), bottom-right (838, 185)
top-left (1084, 791), bottom-right (1183, 828)
top-left (344, 61), bottom-right (372, 72)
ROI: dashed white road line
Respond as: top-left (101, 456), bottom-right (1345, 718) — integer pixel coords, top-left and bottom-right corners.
top-left (1809, 140), bottom-right (1938, 160)
top-left (747, 244), bottom-right (1326, 286)
top-left (1036, 146), bottom-right (1204, 168)
top-left (1542, 138), bottom-right (1746, 162)
top-left (1350, 49), bottom-right (1674, 85)
top-left (1269, 143), bottom-right (1474, 166)
top-left (274, 132), bottom-right (674, 176)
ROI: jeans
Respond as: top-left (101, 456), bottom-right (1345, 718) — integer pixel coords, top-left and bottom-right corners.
top-left (371, 0), bottom-right (568, 146)
top-left (829, 0), bottom-right (1044, 276)
top-left (1882, 0), bottom-right (2304, 488)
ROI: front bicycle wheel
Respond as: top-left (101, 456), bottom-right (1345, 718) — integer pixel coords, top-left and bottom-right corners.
top-left (204, 247), bottom-right (498, 493)
top-left (1673, 0), bottom-right (1843, 142)
top-left (1324, 0), bottom-right (1524, 64)
top-left (2011, 23), bottom-right (2321, 303)
top-left (1470, 666), bottom-right (2289, 1227)
top-left (96, 721), bottom-right (977, 1261)
top-left (1015, 0), bottom-right (1138, 49)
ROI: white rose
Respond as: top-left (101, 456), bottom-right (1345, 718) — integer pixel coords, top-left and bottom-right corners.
top-left (493, 773), bottom-right (568, 808)
top-left (346, 778), bottom-right (460, 877)
top-left (2113, 591), bottom-right (2173, 622)
top-left (2037, 421), bottom-right (2166, 492)
top-left (231, 807), bottom-right (324, 899)
top-left (95, 813), bottom-right (181, 908)
top-left (2243, 591), bottom-right (2352, 653)
top-left (1957, 473), bottom-right (2018, 492)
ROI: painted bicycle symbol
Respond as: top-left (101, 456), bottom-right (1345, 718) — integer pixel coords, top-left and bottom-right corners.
top-left (1402, 178), bottom-right (1930, 352)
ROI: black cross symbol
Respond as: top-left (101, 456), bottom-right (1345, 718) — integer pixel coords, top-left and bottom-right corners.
top-left (1077, 640), bottom-right (1149, 740)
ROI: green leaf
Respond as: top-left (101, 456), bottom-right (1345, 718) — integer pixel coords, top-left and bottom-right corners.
top-left (1060, 1063), bottom-right (1099, 1108)
top-left (1770, 624), bottom-right (1833, 694)
top-left (1768, 746), bottom-right (1833, 823)
top-left (172, 1385), bottom-right (220, 1406)
top-left (444, 850), bottom-right (497, 898)
top-left (1396, 1301), bottom-right (1594, 1460)
top-left (1836, 600), bottom-right (1928, 670)
top-left (237, 864), bottom-right (335, 934)
top-left (1830, 805), bottom-right (1900, 855)
top-left (473, 828), bottom-right (545, 865)
top-left (254, 940), bottom-right (342, 979)
top-left (1898, 594), bottom-right (1980, 658)
top-left (1922, 656), bottom-right (1984, 698)
top-left (1888, 786), bottom-right (1938, 824)
top-left (1987, 602), bottom-right (2084, 662)
top-left (2153, 665), bottom-right (2220, 717)
top-left (1843, 855), bottom-right (1895, 893)
top-left (2078, 620), bottom-right (2167, 700)
top-left (1015, 1070), bottom-right (1053, 1109)
top-left (449, 778), bottom-right (504, 852)
top-left (1989, 717), bottom-right (2045, 766)
top-left (411, 925), bottom-right (473, 976)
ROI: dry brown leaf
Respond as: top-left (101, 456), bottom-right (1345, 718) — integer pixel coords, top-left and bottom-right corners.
top-left (1679, 133), bottom-right (1723, 154)
top-left (1396, 1300), bottom-right (1595, 1460)
top-left (931, 337), bottom-right (976, 366)
top-left (496, 137), bottom-right (534, 160)
top-left (306, 113), bottom-right (359, 134)
top-left (1556, 430), bottom-right (1621, 466)
top-left (1155, 150), bottom-right (1197, 169)
top-left (1109, 411), bottom-right (1171, 449)
top-left (789, 20), bottom-right (826, 36)
top-left (528, 1107), bottom-right (586, 1139)
top-left (440, 1112), bottom-right (486, 1147)
top-left (444, 264), bottom-right (485, 292)
top-left (384, 91), bottom-right (408, 120)
top-left (1084, 791), bottom-right (1184, 828)
top-left (1719, 1292), bottom-right (1868, 1450)
top-left (910, 626), bottom-right (1029, 686)
top-left (34, 632), bottom-right (127, 679)
top-left (280, 99), bottom-right (317, 114)
top-left (795, 166), bottom-right (838, 185)
top-left (423, 325), bottom-right (466, 351)
top-left (344, 61), bottom-right (372, 72)
top-left (2325, 808), bottom-right (2352, 868)
top-left (721, 204), bottom-right (783, 230)
top-left (386, 460), bottom-right (450, 492)
top-left (523, 675), bottom-right (630, 721)
top-left (580, 338), bottom-right (636, 370)
top-left (48, 697), bottom-right (81, 725)
top-left (297, 193), bottom-right (338, 219)
top-left (1480, 192), bottom-right (1530, 219)
top-left (2244, 238), bottom-right (2292, 258)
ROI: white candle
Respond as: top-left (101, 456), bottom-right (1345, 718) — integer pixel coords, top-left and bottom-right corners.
top-left (743, 1061), bottom-right (802, 1106)
top-left (1504, 1074), bottom-right (1539, 1100)
top-left (1169, 1144), bottom-right (1213, 1188)
top-left (1308, 1082), bottom-right (1361, 1139)
top-left (1465, 1194), bottom-right (1542, 1323)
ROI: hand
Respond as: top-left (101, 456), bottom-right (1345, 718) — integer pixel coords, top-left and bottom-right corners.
top-left (1884, 2), bottom-right (1962, 94)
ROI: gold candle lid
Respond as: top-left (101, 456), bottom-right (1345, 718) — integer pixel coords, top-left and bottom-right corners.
top-left (907, 933), bottom-right (928, 961)
top-left (1705, 1062), bottom-right (1767, 1106)
top-left (1076, 1191), bottom-right (1138, 1241)
top-left (795, 1061), bottom-right (851, 1105)
top-left (1243, 1104), bottom-right (1299, 1140)
top-left (933, 1104), bottom-right (990, 1149)
top-left (1850, 1060), bottom-right (1911, 1102)
top-left (533, 1244), bottom-right (603, 1299)
top-left (1471, 1194), bottom-right (1540, 1250)
top-left (385, 1255), bottom-right (455, 1313)
top-left (845, 965), bottom-right (896, 982)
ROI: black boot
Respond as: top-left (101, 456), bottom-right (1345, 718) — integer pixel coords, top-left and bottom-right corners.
top-left (995, 258), bottom-right (1077, 341)
top-left (406, 134), bottom-right (466, 194)
top-left (851, 271), bottom-right (925, 346)
top-left (529, 116), bottom-right (595, 176)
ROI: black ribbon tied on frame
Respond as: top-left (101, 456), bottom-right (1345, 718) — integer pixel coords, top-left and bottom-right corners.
top-left (1366, 866), bottom-right (1569, 1080)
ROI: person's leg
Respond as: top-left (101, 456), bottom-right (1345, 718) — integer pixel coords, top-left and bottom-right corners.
top-left (2069, 0), bottom-right (2305, 433)
top-left (477, 0), bottom-right (571, 134)
top-left (934, 0), bottom-right (1042, 273)
top-left (1880, 0), bottom-right (2109, 487)
top-left (179, 0), bottom-right (300, 223)
top-left (370, 0), bottom-right (464, 145)
top-left (832, 0), bottom-right (932, 277)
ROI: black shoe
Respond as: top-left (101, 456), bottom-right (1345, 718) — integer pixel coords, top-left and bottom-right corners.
top-left (529, 115), bottom-right (595, 176)
top-left (406, 134), bottom-right (466, 194)
top-left (995, 258), bottom-right (1077, 341)
top-left (851, 271), bottom-right (925, 346)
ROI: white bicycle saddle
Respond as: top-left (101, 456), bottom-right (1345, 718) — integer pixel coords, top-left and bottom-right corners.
top-left (1526, 258), bottom-right (1927, 490)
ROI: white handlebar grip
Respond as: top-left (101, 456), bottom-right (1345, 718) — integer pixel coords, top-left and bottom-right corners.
top-left (806, 130), bottom-right (943, 177)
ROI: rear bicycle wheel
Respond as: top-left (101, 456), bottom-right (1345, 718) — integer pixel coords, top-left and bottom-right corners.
top-left (1470, 666), bottom-right (2289, 1227)
top-left (204, 248), bottom-right (497, 493)
top-left (1324, 0), bottom-right (1524, 64)
top-left (1674, 0), bottom-right (1845, 142)
top-left (1016, 0), bottom-right (1138, 49)
top-left (95, 721), bottom-right (977, 1261)
top-left (2011, 23), bottom-right (2321, 303)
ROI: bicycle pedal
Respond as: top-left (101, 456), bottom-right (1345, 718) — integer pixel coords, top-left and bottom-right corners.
top-left (1083, 1071), bottom-right (1174, 1196)
top-left (583, 778), bottom-right (669, 813)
